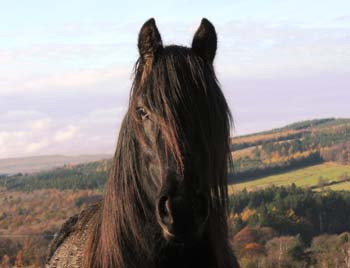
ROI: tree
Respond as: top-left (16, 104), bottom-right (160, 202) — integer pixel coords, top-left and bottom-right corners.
top-left (15, 250), bottom-right (23, 268)
top-left (1, 254), bottom-right (10, 268)
top-left (266, 236), bottom-right (307, 268)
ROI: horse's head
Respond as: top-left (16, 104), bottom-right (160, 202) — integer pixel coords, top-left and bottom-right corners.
top-left (125, 18), bottom-right (232, 244)
top-left (85, 18), bottom-right (238, 268)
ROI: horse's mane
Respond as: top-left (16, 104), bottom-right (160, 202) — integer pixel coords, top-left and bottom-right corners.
top-left (84, 45), bottom-right (236, 268)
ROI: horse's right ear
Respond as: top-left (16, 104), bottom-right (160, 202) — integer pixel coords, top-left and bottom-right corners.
top-left (138, 18), bottom-right (163, 61)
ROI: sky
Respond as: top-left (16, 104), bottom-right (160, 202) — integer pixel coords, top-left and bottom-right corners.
top-left (1, 0), bottom-right (350, 158)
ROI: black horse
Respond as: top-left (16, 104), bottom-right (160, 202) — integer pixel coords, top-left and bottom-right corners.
top-left (46, 18), bottom-right (240, 268)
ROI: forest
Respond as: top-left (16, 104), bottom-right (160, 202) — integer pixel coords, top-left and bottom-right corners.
top-left (229, 185), bottom-right (350, 268)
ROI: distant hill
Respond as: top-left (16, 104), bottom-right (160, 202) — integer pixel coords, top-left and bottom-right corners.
top-left (0, 154), bottom-right (112, 175)
top-left (0, 159), bottom-right (112, 191)
top-left (230, 118), bottom-right (350, 180)
top-left (230, 118), bottom-right (350, 191)
top-left (229, 162), bottom-right (350, 193)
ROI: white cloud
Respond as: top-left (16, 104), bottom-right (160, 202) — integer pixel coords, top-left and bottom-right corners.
top-left (0, 107), bottom-right (127, 158)
top-left (80, 106), bottom-right (127, 125)
top-left (0, 130), bottom-right (33, 158)
top-left (0, 131), bottom-right (26, 145)
top-left (2, 19), bottom-right (348, 97)
top-left (25, 140), bottom-right (49, 154)
top-left (0, 110), bottom-right (41, 120)
top-left (215, 20), bottom-right (350, 78)
top-left (0, 110), bottom-right (68, 158)
top-left (30, 118), bottom-right (52, 130)
top-left (54, 125), bottom-right (78, 142)
top-left (0, 66), bottom-right (130, 95)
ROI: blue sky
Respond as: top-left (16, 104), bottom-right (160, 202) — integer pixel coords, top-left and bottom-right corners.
top-left (1, 0), bottom-right (350, 158)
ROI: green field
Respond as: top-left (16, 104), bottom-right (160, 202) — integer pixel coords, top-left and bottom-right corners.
top-left (230, 162), bottom-right (350, 192)
top-left (319, 181), bottom-right (350, 191)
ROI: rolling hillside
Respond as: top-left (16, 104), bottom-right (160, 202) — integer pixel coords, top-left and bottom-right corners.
top-left (230, 163), bottom-right (350, 192)
top-left (230, 118), bottom-right (350, 191)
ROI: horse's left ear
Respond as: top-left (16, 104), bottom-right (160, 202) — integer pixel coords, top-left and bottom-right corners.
top-left (192, 18), bottom-right (217, 63)
top-left (138, 18), bottom-right (163, 61)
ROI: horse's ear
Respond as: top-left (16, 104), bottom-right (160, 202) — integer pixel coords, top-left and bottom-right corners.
top-left (138, 18), bottom-right (163, 61)
top-left (192, 18), bottom-right (217, 63)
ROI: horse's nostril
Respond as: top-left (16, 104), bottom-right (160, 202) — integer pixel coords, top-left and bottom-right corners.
top-left (159, 196), bottom-right (168, 215)
top-left (158, 196), bottom-right (173, 225)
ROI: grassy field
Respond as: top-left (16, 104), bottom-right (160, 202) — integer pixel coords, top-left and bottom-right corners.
top-left (229, 162), bottom-right (350, 193)
top-left (319, 181), bottom-right (350, 191)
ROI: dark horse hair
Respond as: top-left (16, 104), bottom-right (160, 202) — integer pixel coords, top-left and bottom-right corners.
top-left (84, 18), bottom-right (239, 268)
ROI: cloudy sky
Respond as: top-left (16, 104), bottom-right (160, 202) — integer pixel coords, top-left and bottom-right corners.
top-left (1, 0), bottom-right (350, 158)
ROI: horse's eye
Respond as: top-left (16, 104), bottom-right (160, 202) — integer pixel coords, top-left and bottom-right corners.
top-left (136, 107), bottom-right (149, 120)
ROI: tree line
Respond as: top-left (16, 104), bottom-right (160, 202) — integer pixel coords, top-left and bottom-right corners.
top-left (229, 185), bottom-right (350, 267)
